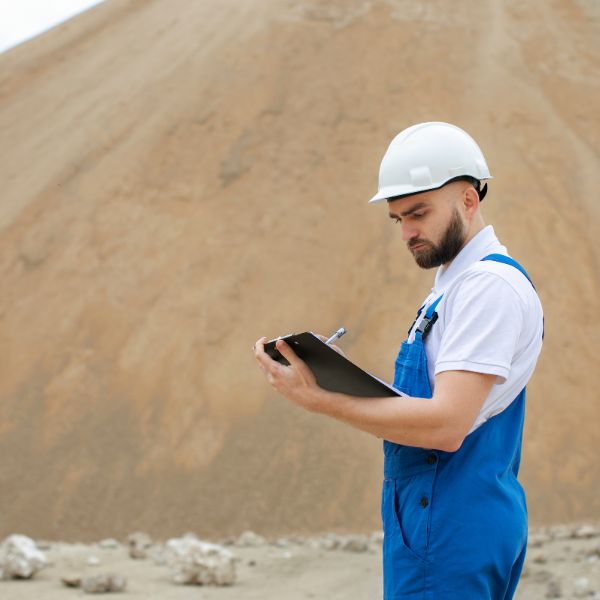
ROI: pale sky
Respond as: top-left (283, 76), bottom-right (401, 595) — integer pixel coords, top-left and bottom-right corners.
top-left (0, 0), bottom-right (105, 54)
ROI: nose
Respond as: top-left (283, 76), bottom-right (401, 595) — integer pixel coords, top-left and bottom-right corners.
top-left (401, 223), bottom-right (420, 242)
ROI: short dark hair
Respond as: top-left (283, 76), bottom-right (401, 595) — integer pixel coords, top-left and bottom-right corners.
top-left (445, 175), bottom-right (488, 201)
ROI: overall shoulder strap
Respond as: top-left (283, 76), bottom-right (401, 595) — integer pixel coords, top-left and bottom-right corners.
top-left (481, 253), bottom-right (543, 338)
top-left (415, 294), bottom-right (444, 340)
top-left (480, 253), bottom-right (535, 289)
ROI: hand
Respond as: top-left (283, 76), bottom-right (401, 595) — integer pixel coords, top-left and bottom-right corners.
top-left (253, 336), bottom-right (325, 412)
top-left (315, 334), bottom-right (346, 357)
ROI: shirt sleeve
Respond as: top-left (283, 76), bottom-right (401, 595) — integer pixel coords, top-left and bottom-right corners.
top-left (434, 270), bottom-right (524, 383)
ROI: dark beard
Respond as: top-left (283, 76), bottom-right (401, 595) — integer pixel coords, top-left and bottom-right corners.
top-left (409, 209), bottom-right (466, 269)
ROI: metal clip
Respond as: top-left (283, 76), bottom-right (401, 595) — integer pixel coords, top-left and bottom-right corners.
top-left (416, 312), bottom-right (439, 339)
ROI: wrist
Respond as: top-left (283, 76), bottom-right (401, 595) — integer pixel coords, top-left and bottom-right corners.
top-left (307, 386), bottom-right (333, 414)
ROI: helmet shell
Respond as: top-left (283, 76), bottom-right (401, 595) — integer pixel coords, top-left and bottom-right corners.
top-left (369, 122), bottom-right (492, 204)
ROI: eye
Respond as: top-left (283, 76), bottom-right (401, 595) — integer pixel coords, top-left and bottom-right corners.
top-left (412, 212), bottom-right (425, 219)
top-left (393, 217), bottom-right (401, 224)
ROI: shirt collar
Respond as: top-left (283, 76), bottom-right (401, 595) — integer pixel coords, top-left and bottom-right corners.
top-left (433, 225), bottom-right (507, 291)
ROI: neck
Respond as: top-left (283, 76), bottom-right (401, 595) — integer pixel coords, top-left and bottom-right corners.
top-left (462, 219), bottom-right (486, 249)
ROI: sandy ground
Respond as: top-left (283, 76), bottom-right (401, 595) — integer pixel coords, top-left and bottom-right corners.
top-left (2, 525), bottom-right (599, 599)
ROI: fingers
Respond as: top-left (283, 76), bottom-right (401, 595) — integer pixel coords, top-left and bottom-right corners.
top-left (275, 339), bottom-right (302, 368)
top-left (253, 336), bottom-right (274, 375)
top-left (315, 334), bottom-right (345, 356)
top-left (253, 336), bottom-right (267, 352)
top-left (253, 336), bottom-right (307, 374)
top-left (253, 336), bottom-right (319, 404)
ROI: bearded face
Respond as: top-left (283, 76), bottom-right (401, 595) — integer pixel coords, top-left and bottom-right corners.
top-left (408, 207), bottom-right (467, 269)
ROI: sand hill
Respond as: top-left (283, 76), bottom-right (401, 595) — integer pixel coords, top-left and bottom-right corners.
top-left (0, 0), bottom-right (598, 541)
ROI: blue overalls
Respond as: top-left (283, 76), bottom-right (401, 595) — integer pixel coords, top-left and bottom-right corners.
top-left (382, 254), bottom-right (537, 600)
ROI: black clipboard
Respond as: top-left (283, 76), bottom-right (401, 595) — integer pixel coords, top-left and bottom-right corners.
top-left (263, 332), bottom-right (403, 398)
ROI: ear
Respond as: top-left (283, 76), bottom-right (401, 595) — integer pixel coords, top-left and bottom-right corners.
top-left (463, 186), bottom-right (480, 218)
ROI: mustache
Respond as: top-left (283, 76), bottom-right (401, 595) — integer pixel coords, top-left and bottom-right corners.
top-left (408, 239), bottom-right (430, 249)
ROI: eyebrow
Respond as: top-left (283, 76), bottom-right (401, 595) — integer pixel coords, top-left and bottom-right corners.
top-left (388, 201), bottom-right (430, 219)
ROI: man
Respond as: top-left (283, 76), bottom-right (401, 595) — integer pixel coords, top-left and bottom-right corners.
top-left (253, 122), bottom-right (544, 599)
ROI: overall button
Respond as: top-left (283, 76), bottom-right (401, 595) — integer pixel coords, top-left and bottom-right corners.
top-left (420, 496), bottom-right (429, 508)
top-left (426, 454), bottom-right (437, 465)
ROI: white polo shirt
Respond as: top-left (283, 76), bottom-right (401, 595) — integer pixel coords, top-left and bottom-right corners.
top-left (408, 225), bottom-right (544, 434)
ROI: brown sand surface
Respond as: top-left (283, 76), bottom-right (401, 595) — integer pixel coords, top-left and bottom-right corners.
top-left (0, 0), bottom-right (599, 542)
top-left (2, 526), bottom-right (600, 599)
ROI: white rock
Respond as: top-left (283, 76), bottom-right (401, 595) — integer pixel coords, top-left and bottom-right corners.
top-left (82, 573), bottom-right (127, 593)
top-left (317, 536), bottom-right (338, 551)
top-left (529, 531), bottom-right (551, 547)
top-left (587, 543), bottom-right (600, 558)
top-left (573, 577), bottom-right (590, 597)
top-left (340, 535), bottom-right (370, 553)
top-left (86, 555), bottom-right (101, 566)
top-left (220, 537), bottom-right (235, 546)
top-left (573, 524), bottom-right (598, 539)
top-left (548, 525), bottom-right (572, 540)
top-left (235, 531), bottom-right (266, 547)
top-left (289, 535), bottom-right (306, 546)
top-left (98, 539), bottom-right (121, 550)
top-left (0, 534), bottom-right (48, 580)
top-left (166, 536), bottom-right (235, 586)
top-left (127, 532), bottom-right (152, 559)
top-left (370, 531), bottom-right (384, 546)
top-left (61, 574), bottom-right (82, 588)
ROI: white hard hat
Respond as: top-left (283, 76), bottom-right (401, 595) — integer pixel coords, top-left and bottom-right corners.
top-left (368, 122), bottom-right (492, 204)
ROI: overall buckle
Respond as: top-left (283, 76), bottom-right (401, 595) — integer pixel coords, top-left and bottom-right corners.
top-left (416, 312), bottom-right (439, 340)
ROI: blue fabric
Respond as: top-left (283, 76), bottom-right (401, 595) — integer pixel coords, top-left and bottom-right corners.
top-left (382, 255), bottom-right (533, 599)
top-left (423, 295), bottom-right (443, 319)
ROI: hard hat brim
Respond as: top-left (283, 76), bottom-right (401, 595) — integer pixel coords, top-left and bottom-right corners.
top-left (368, 176), bottom-right (493, 204)
top-left (368, 184), bottom-right (431, 204)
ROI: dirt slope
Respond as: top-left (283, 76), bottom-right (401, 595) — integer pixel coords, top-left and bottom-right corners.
top-left (0, 0), bottom-right (598, 541)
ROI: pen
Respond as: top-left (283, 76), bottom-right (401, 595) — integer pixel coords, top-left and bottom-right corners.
top-left (325, 327), bottom-right (347, 345)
